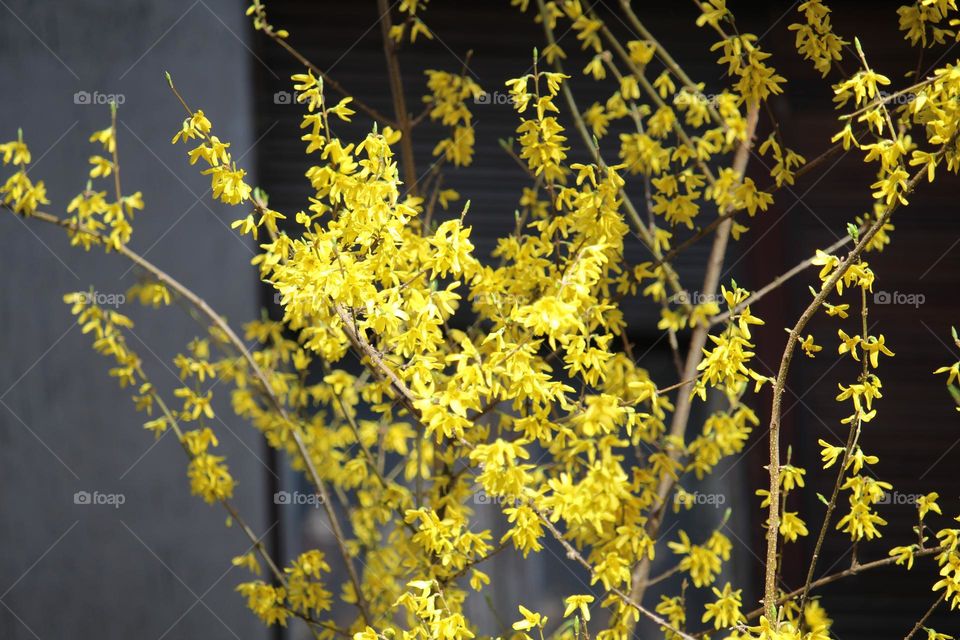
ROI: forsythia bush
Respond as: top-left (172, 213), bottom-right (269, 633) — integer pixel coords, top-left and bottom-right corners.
top-left (5, 0), bottom-right (960, 638)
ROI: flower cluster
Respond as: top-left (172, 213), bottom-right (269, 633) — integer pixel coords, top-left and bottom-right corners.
top-left (6, 1), bottom-right (960, 639)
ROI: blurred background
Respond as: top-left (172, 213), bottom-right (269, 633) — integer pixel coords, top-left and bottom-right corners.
top-left (1, 1), bottom-right (959, 638)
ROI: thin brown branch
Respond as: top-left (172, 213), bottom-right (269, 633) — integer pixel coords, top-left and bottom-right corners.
top-left (761, 142), bottom-right (953, 619)
top-left (904, 592), bottom-right (945, 640)
top-left (642, 563), bottom-right (682, 589)
top-left (536, 512), bottom-right (697, 640)
top-left (110, 105), bottom-right (123, 202)
top-left (734, 545), bottom-right (946, 627)
top-left (686, 544), bottom-right (948, 636)
top-left (376, 0), bottom-right (418, 194)
top-left (630, 102), bottom-right (760, 609)
top-left (144, 374), bottom-right (324, 640)
top-left (332, 299), bottom-right (697, 638)
top-left (653, 139), bottom-right (847, 270)
top-left (709, 233), bottom-right (853, 326)
top-left (795, 422), bottom-right (857, 616)
top-left (18, 207), bottom-right (372, 625)
top-left (657, 375), bottom-right (701, 395)
top-left (533, 0), bottom-right (692, 314)
top-left (796, 285), bottom-right (869, 615)
top-left (259, 24), bottom-right (396, 126)
top-left (617, 0), bottom-right (723, 128)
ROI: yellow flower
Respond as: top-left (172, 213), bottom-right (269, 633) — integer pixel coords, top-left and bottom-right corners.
top-left (838, 329), bottom-right (861, 360)
top-left (512, 605), bottom-right (546, 632)
top-left (800, 333), bottom-right (822, 357)
top-left (819, 438), bottom-right (845, 468)
top-left (563, 594), bottom-right (594, 621)
top-left (889, 544), bottom-right (917, 570)
top-left (702, 582), bottom-right (744, 629)
top-left (935, 360), bottom-right (960, 386)
top-left (172, 110), bottom-right (212, 144)
top-left (0, 139), bottom-right (32, 165)
top-left (329, 97), bottom-right (355, 121)
top-left (187, 453), bottom-right (234, 503)
top-left (861, 334), bottom-right (895, 368)
top-left (779, 511), bottom-right (809, 542)
top-left (918, 492), bottom-right (942, 519)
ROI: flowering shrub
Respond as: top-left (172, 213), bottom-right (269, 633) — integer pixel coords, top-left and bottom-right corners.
top-left (4, 0), bottom-right (960, 639)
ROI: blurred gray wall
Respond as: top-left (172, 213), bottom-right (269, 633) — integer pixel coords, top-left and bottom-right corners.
top-left (0, 1), bottom-right (273, 638)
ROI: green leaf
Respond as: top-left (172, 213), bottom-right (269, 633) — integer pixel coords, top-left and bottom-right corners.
top-left (847, 222), bottom-right (860, 241)
top-left (948, 384), bottom-right (960, 407)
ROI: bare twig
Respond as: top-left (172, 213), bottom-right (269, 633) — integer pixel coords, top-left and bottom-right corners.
top-left (904, 592), bottom-right (945, 640)
top-left (796, 285), bottom-right (868, 615)
top-left (709, 233), bottom-right (853, 326)
top-left (17, 207), bottom-right (372, 624)
top-left (533, 0), bottom-right (692, 314)
top-left (331, 299), bottom-right (698, 638)
top-left (685, 544), bottom-right (949, 636)
top-left (110, 105), bottom-right (123, 202)
top-left (617, 0), bottom-right (723, 127)
top-left (652, 140), bottom-right (847, 270)
top-left (254, 7), bottom-right (396, 127)
top-left (536, 511), bottom-right (698, 640)
top-left (376, 0), bottom-right (418, 194)
top-left (760, 141), bottom-right (954, 619)
top-left (630, 102), bottom-right (760, 609)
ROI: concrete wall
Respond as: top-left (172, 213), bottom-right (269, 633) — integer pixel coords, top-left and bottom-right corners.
top-left (0, 1), bottom-right (272, 637)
